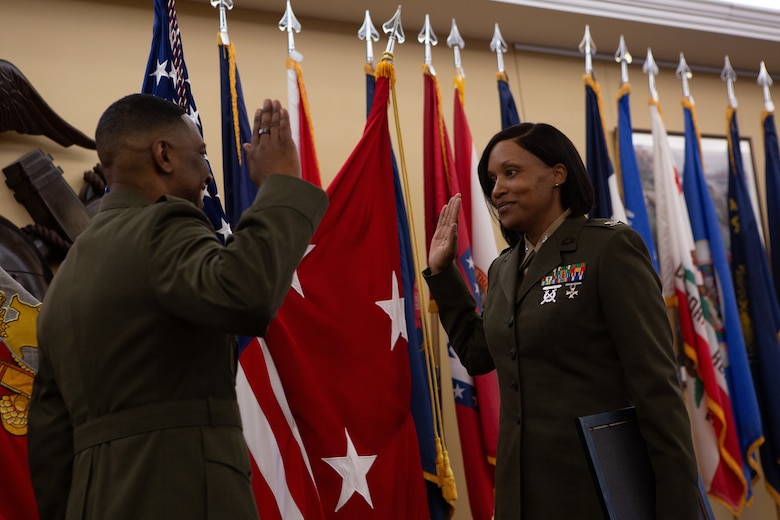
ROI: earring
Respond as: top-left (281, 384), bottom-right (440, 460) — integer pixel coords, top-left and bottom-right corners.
top-left (554, 183), bottom-right (559, 187)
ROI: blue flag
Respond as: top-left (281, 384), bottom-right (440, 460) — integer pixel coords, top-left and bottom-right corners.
top-left (366, 69), bottom-right (452, 520)
top-left (497, 71), bottom-right (520, 129)
top-left (732, 107), bottom-right (780, 506)
top-left (584, 73), bottom-right (625, 220)
top-left (141, 0), bottom-right (231, 241)
top-left (763, 112), bottom-right (780, 303)
top-left (682, 101), bottom-right (759, 506)
top-left (616, 84), bottom-right (658, 272)
top-left (721, 108), bottom-right (767, 503)
top-left (218, 40), bottom-right (257, 229)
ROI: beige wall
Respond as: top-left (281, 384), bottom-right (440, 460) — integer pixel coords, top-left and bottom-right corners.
top-left (2, 1), bottom-right (778, 518)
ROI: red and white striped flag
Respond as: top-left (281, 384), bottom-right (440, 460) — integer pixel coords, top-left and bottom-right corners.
top-left (237, 339), bottom-right (325, 519)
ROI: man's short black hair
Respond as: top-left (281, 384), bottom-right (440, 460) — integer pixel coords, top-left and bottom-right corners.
top-left (95, 93), bottom-right (187, 167)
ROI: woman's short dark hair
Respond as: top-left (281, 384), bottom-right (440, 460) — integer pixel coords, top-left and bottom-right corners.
top-left (476, 122), bottom-right (595, 246)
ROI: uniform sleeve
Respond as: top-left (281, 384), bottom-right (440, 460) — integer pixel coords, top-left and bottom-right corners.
top-left (146, 175), bottom-right (327, 337)
top-left (28, 337), bottom-right (73, 520)
top-left (423, 262), bottom-right (495, 375)
top-left (598, 226), bottom-right (700, 519)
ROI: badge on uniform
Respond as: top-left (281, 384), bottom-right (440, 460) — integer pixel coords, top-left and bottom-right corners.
top-left (540, 263), bottom-right (586, 305)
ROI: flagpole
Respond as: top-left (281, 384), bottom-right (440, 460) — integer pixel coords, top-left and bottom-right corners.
top-left (418, 14), bottom-right (438, 76)
top-left (614, 35), bottom-right (631, 161)
top-left (677, 53), bottom-right (693, 102)
top-left (677, 54), bottom-right (714, 225)
top-left (358, 9), bottom-right (379, 74)
top-left (676, 53), bottom-right (706, 171)
top-left (447, 17), bottom-right (466, 107)
top-left (492, 23), bottom-right (522, 128)
top-left (278, 0), bottom-right (303, 63)
top-left (615, 35), bottom-right (631, 86)
top-left (490, 23), bottom-right (507, 74)
top-left (447, 18), bottom-right (465, 82)
top-left (579, 24), bottom-right (595, 75)
top-left (758, 61), bottom-right (775, 113)
top-left (721, 56), bottom-right (738, 110)
top-left (643, 48), bottom-right (660, 103)
top-left (210, 0), bottom-right (232, 45)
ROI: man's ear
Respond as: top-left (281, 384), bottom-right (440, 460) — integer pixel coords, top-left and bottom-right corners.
top-left (152, 139), bottom-right (174, 175)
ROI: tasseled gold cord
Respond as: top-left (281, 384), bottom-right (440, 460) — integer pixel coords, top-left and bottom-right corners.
top-left (436, 436), bottom-right (458, 503)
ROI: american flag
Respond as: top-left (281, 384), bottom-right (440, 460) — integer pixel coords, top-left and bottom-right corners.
top-left (141, 0), bottom-right (231, 242)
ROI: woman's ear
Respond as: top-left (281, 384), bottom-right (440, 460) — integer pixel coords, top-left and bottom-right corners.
top-left (553, 163), bottom-right (568, 186)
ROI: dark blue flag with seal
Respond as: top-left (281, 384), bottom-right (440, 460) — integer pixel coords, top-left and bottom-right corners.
top-left (763, 111), bottom-right (780, 304)
top-left (729, 106), bottom-right (780, 507)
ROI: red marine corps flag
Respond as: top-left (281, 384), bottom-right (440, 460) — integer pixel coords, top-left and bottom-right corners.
top-left (260, 56), bottom-right (429, 518)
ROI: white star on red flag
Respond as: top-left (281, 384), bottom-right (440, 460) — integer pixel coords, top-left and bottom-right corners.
top-left (291, 244), bottom-right (315, 297)
top-left (322, 428), bottom-right (377, 512)
top-left (374, 271), bottom-right (407, 351)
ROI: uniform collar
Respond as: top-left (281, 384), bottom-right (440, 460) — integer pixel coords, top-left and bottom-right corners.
top-left (523, 208), bottom-right (572, 255)
top-left (97, 190), bottom-right (166, 213)
top-left (499, 213), bottom-right (587, 305)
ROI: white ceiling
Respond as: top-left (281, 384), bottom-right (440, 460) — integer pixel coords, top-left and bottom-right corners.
top-left (191, 0), bottom-right (780, 78)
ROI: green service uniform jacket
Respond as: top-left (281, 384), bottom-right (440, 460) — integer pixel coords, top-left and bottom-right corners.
top-left (425, 215), bottom-right (699, 519)
top-left (28, 175), bottom-right (328, 520)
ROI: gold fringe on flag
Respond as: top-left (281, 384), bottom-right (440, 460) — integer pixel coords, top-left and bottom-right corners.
top-left (217, 37), bottom-right (243, 165)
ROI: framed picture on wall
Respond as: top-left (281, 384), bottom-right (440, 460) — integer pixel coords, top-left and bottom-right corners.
top-left (627, 130), bottom-right (763, 251)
